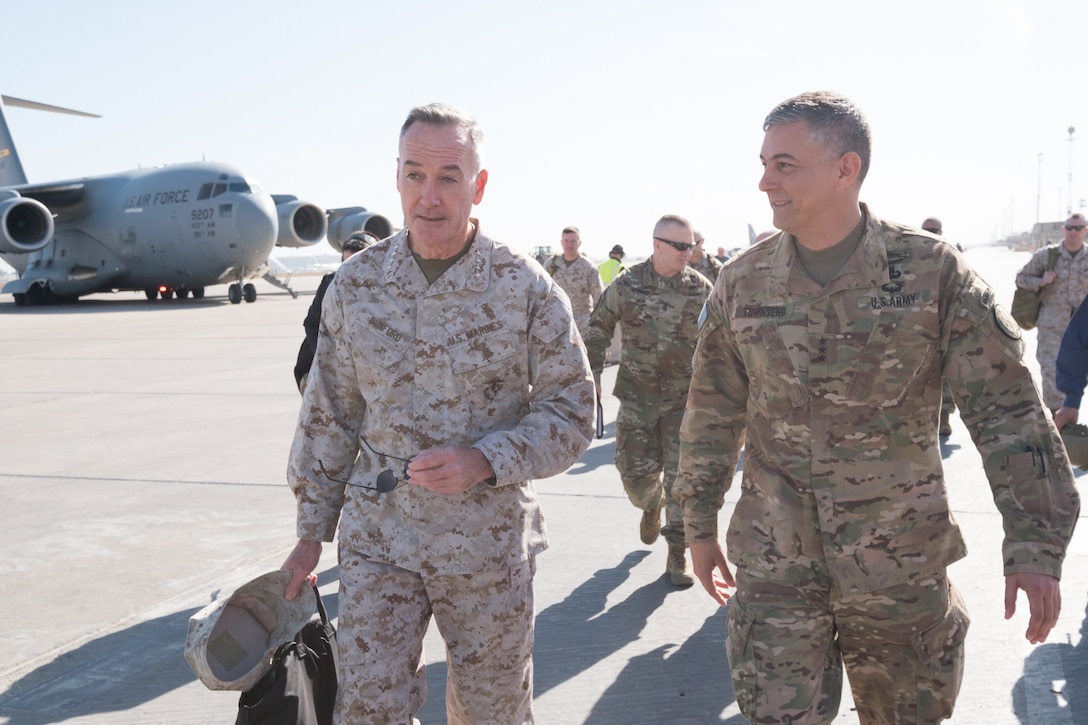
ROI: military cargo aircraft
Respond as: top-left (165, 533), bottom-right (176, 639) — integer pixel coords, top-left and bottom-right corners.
top-left (0, 96), bottom-right (392, 306)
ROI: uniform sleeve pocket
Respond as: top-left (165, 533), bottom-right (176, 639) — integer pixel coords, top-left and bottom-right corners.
top-left (1003, 450), bottom-right (1055, 515)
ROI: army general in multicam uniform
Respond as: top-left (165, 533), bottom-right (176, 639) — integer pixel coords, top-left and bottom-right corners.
top-left (674, 91), bottom-right (1080, 724)
top-left (584, 215), bottom-right (713, 587)
top-left (280, 103), bottom-right (595, 724)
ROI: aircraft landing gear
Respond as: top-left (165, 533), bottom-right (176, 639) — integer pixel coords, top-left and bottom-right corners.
top-left (243, 283), bottom-right (257, 303)
top-left (192, 286), bottom-right (205, 299)
top-left (228, 283), bottom-right (243, 304)
top-left (144, 288), bottom-right (157, 301)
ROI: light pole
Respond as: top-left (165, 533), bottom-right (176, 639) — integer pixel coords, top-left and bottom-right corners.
top-left (1037, 152), bottom-right (1044, 227)
top-left (1068, 126), bottom-right (1076, 216)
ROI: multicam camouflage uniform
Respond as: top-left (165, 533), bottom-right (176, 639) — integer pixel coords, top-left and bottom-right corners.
top-left (676, 207), bottom-right (1079, 723)
top-left (688, 253), bottom-right (723, 284)
top-left (584, 260), bottom-right (712, 548)
top-left (1015, 243), bottom-right (1088, 409)
top-left (287, 224), bottom-right (595, 723)
top-left (544, 253), bottom-right (605, 338)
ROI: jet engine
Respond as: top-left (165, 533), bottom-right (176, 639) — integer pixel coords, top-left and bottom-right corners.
top-left (272, 196), bottom-right (328, 247)
top-left (326, 206), bottom-right (395, 252)
top-left (0, 193), bottom-right (54, 254)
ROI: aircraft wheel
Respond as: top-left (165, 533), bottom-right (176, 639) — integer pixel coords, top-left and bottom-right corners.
top-left (176, 287), bottom-right (190, 299)
top-left (145, 288), bottom-right (158, 301)
top-left (160, 288), bottom-right (173, 300)
top-left (192, 286), bottom-right (206, 299)
top-left (228, 284), bottom-right (242, 304)
top-left (243, 283), bottom-right (257, 303)
top-left (13, 293), bottom-right (26, 306)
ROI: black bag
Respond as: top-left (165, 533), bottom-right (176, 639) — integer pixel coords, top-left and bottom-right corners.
top-left (236, 584), bottom-right (338, 725)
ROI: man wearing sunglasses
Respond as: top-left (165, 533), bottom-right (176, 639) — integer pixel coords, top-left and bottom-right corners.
top-left (280, 103), bottom-right (595, 724)
top-left (676, 91), bottom-right (1078, 724)
top-left (1016, 213), bottom-right (1088, 411)
top-left (584, 215), bottom-right (714, 587)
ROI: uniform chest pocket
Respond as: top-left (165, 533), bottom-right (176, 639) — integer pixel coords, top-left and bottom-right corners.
top-left (347, 319), bottom-right (411, 400)
top-left (449, 329), bottom-right (523, 388)
top-left (843, 312), bottom-right (939, 406)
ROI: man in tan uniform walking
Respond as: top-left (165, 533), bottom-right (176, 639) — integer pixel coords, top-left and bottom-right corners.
top-left (280, 103), bottom-right (595, 724)
top-left (676, 91), bottom-right (1079, 724)
top-left (544, 225), bottom-right (604, 338)
top-left (1016, 213), bottom-right (1088, 411)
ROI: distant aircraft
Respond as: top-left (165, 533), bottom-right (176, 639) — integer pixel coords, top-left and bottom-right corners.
top-left (0, 96), bottom-right (392, 306)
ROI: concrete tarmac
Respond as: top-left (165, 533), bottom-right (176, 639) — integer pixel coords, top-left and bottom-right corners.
top-left (1, 246), bottom-right (1086, 724)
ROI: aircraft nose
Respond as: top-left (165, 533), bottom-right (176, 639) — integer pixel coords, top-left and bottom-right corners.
top-left (232, 193), bottom-right (278, 261)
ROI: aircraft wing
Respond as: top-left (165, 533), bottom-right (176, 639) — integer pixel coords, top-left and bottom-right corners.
top-left (6, 181), bottom-right (87, 222)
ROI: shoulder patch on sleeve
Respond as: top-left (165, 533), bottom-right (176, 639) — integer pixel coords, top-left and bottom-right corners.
top-left (993, 303), bottom-right (1022, 340)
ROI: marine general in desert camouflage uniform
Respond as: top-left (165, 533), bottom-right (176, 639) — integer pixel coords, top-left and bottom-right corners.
top-left (675, 92), bottom-right (1079, 724)
top-left (1015, 213), bottom-right (1088, 410)
top-left (584, 215), bottom-right (713, 587)
top-left (281, 103), bottom-right (595, 724)
top-left (544, 226), bottom-right (604, 337)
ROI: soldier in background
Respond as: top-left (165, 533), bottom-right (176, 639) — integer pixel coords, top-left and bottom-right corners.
top-left (676, 91), bottom-right (1078, 724)
top-left (293, 231), bottom-right (377, 394)
top-left (280, 103), bottom-right (595, 723)
top-left (544, 226), bottom-right (604, 338)
top-left (598, 244), bottom-right (627, 364)
top-left (585, 215), bottom-right (713, 587)
top-left (1015, 213), bottom-right (1088, 411)
top-left (688, 229), bottom-right (723, 284)
top-left (598, 244), bottom-right (626, 286)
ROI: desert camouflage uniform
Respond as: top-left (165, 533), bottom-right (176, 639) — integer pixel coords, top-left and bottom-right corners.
top-left (287, 223), bottom-right (595, 724)
top-left (689, 253), bottom-right (723, 284)
top-left (1015, 243), bottom-right (1088, 409)
top-left (676, 206), bottom-right (1079, 723)
top-left (584, 260), bottom-right (712, 547)
top-left (545, 253), bottom-right (605, 338)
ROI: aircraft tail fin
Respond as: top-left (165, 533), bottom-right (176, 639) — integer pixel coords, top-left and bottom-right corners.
top-left (747, 224), bottom-right (757, 245)
top-left (0, 96), bottom-right (100, 188)
top-left (0, 101), bottom-right (29, 187)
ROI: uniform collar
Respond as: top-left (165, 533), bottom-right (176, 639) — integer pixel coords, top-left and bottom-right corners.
top-left (384, 218), bottom-right (491, 294)
top-left (766, 203), bottom-right (893, 295)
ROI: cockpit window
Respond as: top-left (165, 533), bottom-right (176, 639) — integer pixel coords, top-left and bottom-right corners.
top-left (197, 183), bottom-right (214, 201)
top-left (212, 183), bottom-right (227, 197)
top-left (228, 181), bottom-right (251, 193)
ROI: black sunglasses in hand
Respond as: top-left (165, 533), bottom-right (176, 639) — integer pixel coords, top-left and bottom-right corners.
top-left (319, 436), bottom-right (411, 493)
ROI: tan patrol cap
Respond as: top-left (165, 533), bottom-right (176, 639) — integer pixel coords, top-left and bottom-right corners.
top-left (184, 570), bottom-right (317, 691)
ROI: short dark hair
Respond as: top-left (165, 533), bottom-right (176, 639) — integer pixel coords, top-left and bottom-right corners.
top-left (342, 231), bottom-right (378, 254)
top-left (764, 91), bottom-right (872, 185)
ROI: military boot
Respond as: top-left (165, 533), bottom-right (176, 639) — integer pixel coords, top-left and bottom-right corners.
top-left (667, 543), bottom-right (694, 587)
top-left (939, 410), bottom-right (952, 437)
top-left (639, 496), bottom-right (663, 545)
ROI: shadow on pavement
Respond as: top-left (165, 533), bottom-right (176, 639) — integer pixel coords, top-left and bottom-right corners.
top-left (417, 550), bottom-right (674, 722)
top-left (567, 437), bottom-right (617, 475)
top-left (0, 566), bottom-right (341, 725)
top-left (1013, 596), bottom-right (1088, 723)
top-left (586, 608), bottom-right (742, 724)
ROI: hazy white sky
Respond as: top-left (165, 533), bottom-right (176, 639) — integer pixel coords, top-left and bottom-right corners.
top-left (3, 0), bottom-right (1086, 260)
